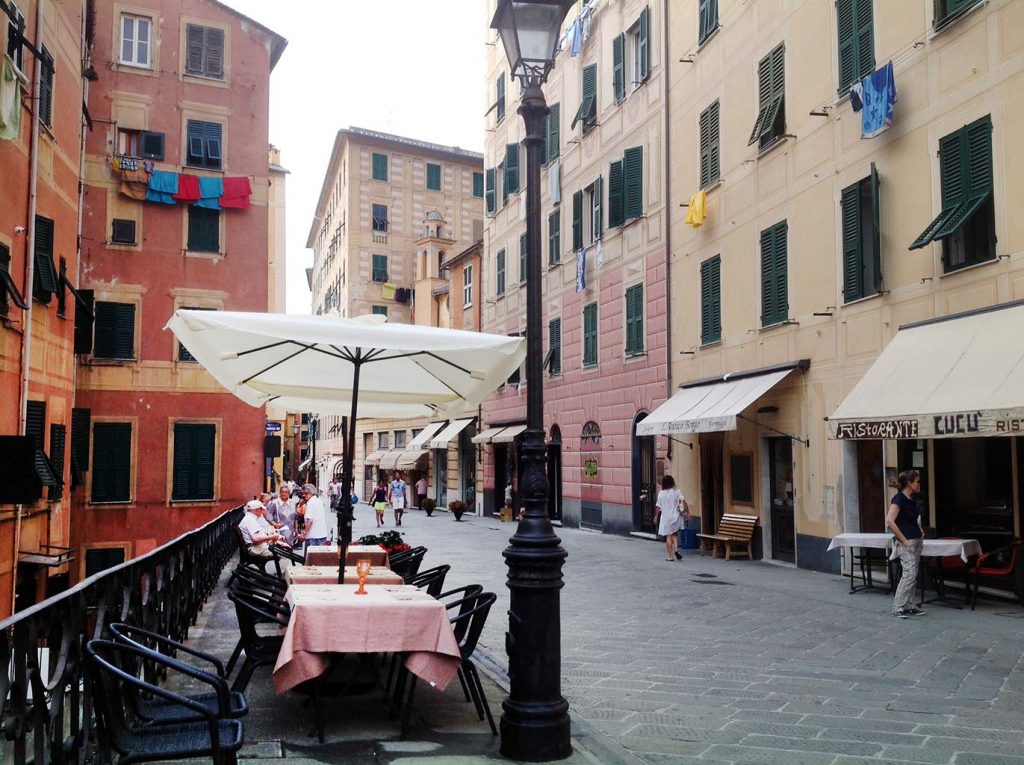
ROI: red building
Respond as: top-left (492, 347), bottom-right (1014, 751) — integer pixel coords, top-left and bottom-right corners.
top-left (70, 0), bottom-right (285, 578)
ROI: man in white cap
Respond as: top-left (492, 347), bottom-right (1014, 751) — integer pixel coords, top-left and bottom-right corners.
top-left (239, 499), bottom-right (283, 563)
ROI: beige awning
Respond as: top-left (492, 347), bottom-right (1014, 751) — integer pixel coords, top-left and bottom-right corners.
top-left (471, 426), bottom-right (508, 444)
top-left (492, 424), bottom-right (527, 442)
top-left (396, 449), bottom-right (430, 468)
top-left (830, 301), bottom-right (1024, 439)
top-left (364, 450), bottom-right (385, 465)
top-left (378, 450), bottom-right (403, 469)
top-left (407, 422), bottom-right (446, 450)
top-left (429, 418), bottom-right (474, 449)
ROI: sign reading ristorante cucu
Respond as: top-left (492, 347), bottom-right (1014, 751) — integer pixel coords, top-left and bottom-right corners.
top-left (833, 410), bottom-right (1024, 439)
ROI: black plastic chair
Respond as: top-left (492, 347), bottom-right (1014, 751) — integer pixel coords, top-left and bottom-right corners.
top-left (236, 526), bottom-right (282, 578)
top-left (271, 542), bottom-right (305, 566)
top-left (86, 639), bottom-right (244, 765)
top-left (388, 545), bottom-right (426, 567)
top-left (409, 564), bottom-right (450, 598)
top-left (226, 588), bottom-right (289, 693)
top-left (107, 623), bottom-right (248, 723)
top-left (391, 547), bottom-right (427, 583)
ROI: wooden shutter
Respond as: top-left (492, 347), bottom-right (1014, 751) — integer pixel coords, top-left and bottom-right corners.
top-left (869, 163), bottom-right (881, 294)
top-left (204, 122), bottom-right (222, 166)
top-left (623, 147), bottom-right (643, 220)
top-left (760, 227), bottom-right (775, 324)
top-left (708, 101), bottom-right (720, 186)
top-left (548, 210), bottom-right (561, 265)
top-left (699, 0), bottom-right (719, 43)
top-left (965, 116), bottom-right (993, 198)
top-left (72, 407), bottom-right (91, 471)
top-left (74, 288), bottom-right (94, 354)
top-left (188, 207), bottom-right (219, 252)
top-left (701, 256), bottom-right (721, 344)
top-left (427, 163), bottom-right (441, 190)
top-left (25, 400), bottom-right (46, 450)
top-left (608, 159), bottom-right (624, 228)
top-left (140, 131), bottom-right (165, 160)
top-left (572, 64), bottom-right (598, 129)
top-left (39, 48), bottom-right (54, 127)
top-left (612, 34), bottom-right (625, 102)
top-left (114, 303), bottom-right (135, 359)
top-left (547, 103), bottom-right (560, 162)
top-left (173, 423), bottom-right (215, 501)
top-left (548, 318), bottom-right (561, 375)
top-left (496, 73), bottom-right (505, 121)
top-left (625, 285), bottom-right (643, 354)
top-left (583, 303), bottom-right (597, 366)
top-left (186, 121), bottom-right (204, 165)
top-left (583, 63), bottom-right (596, 104)
top-left (572, 190), bottom-right (583, 250)
top-left (186, 25), bottom-right (204, 74)
top-left (92, 422), bottom-right (131, 503)
top-left (520, 233), bottom-right (528, 284)
top-left (837, 0), bottom-right (874, 92)
top-left (593, 175), bottom-right (603, 240)
top-left (505, 143), bottom-right (519, 195)
top-left (768, 222), bottom-right (788, 324)
top-left (841, 181), bottom-right (863, 301)
top-left (49, 423), bottom-right (66, 500)
top-left (33, 215), bottom-right (57, 301)
top-left (205, 27), bottom-right (224, 78)
top-left (855, 0), bottom-right (874, 81)
top-left (749, 54), bottom-right (773, 145)
top-left (485, 168), bottom-right (496, 215)
top-left (496, 249), bottom-right (505, 294)
top-left (638, 6), bottom-right (650, 81)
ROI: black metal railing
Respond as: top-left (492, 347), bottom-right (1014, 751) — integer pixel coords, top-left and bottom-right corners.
top-left (0, 504), bottom-right (243, 764)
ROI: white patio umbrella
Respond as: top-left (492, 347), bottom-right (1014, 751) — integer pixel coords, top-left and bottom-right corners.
top-left (165, 310), bottom-right (526, 581)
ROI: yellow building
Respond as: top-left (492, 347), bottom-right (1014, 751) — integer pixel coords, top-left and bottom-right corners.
top-left (654, 0), bottom-right (1024, 571)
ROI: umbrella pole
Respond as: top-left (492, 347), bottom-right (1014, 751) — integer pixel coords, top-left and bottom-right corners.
top-left (337, 358), bottom-right (361, 584)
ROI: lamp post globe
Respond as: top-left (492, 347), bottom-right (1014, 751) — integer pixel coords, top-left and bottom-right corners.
top-left (490, 1), bottom-right (574, 761)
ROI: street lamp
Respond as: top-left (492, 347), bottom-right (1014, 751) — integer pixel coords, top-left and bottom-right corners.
top-left (490, 1), bottom-right (574, 761)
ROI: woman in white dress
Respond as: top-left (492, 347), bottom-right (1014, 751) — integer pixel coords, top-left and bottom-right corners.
top-left (655, 475), bottom-right (689, 561)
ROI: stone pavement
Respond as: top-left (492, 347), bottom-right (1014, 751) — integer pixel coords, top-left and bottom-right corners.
top-left (179, 506), bottom-right (1024, 764)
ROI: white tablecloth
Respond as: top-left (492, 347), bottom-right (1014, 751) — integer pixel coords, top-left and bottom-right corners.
top-left (887, 538), bottom-right (982, 563)
top-left (827, 533), bottom-right (894, 552)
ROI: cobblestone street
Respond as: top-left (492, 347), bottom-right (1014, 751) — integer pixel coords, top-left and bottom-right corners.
top-left (376, 508), bottom-right (1024, 765)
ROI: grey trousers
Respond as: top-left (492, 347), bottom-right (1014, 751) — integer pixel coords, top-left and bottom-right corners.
top-left (893, 538), bottom-right (923, 612)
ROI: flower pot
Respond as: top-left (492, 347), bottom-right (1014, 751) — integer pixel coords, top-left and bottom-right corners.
top-left (452, 510), bottom-right (464, 521)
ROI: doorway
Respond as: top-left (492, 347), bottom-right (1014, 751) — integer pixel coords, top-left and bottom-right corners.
top-left (547, 425), bottom-right (563, 521)
top-left (856, 440), bottom-right (885, 532)
top-left (632, 413), bottom-right (657, 533)
top-left (458, 427), bottom-right (476, 513)
top-left (767, 437), bottom-right (795, 562)
top-left (700, 432), bottom-right (724, 535)
top-left (494, 443), bottom-right (509, 512)
top-left (434, 448), bottom-right (448, 509)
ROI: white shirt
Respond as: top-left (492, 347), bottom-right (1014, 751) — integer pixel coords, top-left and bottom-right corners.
top-left (303, 495), bottom-right (329, 539)
top-left (415, 478), bottom-right (427, 495)
top-left (239, 513), bottom-right (270, 553)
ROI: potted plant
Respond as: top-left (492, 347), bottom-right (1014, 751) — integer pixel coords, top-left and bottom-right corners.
top-left (421, 497), bottom-right (436, 517)
top-left (356, 530), bottom-right (408, 554)
top-left (449, 499), bottom-right (467, 521)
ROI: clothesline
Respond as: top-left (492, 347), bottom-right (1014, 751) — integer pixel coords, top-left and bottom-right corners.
top-left (113, 159), bottom-right (252, 210)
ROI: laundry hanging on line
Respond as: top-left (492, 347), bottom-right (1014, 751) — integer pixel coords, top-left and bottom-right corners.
top-left (685, 190), bottom-right (707, 228)
top-left (850, 60), bottom-right (896, 139)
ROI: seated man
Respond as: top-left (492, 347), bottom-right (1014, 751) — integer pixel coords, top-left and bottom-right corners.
top-left (239, 499), bottom-right (283, 564)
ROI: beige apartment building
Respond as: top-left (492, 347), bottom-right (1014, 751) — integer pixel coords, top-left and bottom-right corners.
top-left (479, 0), bottom-right (671, 531)
top-left (305, 128), bottom-right (485, 503)
top-left (651, 0), bottom-right (1024, 574)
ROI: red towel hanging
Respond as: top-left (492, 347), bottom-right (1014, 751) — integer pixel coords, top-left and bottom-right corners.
top-left (220, 176), bottom-right (252, 209)
top-left (174, 174), bottom-right (201, 202)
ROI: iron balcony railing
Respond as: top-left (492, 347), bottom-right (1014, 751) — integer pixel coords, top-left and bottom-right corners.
top-left (0, 504), bottom-right (243, 764)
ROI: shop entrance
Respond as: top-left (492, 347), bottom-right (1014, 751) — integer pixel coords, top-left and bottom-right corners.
top-left (767, 437), bottom-right (795, 563)
top-left (458, 427), bottom-right (476, 513)
top-left (856, 440), bottom-right (886, 532)
top-left (547, 425), bottom-right (563, 522)
top-left (933, 437), bottom-right (1014, 552)
top-left (434, 449), bottom-right (448, 509)
top-left (700, 432), bottom-right (724, 535)
top-left (632, 413), bottom-right (657, 534)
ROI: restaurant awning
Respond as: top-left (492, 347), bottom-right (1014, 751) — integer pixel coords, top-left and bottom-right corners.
top-left (492, 424), bottom-right (527, 442)
top-left (637, 364), bottom-right (802, 436)
top-left (396, 449), bottom-right (429, 468)
top-left (830, 301), bottom-right (1024, 439)
top-left (378, 450), bottom-right (403, 470)
top-left (407, 422), bottom-right (446, 450)
top-left (471, 426), bottom-right (508, 444)
top-left (364, 450), bottom-right (385, 465)
top-left (429, 418), bottom-right (474, 449)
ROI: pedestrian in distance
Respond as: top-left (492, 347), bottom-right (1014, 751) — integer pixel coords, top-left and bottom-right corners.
top-left (655, 475), bottom-right (689, 562)
top-left (887, 469), bottom-right (925, 618)
top-left (415, 475), bottom-right (428, 509)
top-left (389, 471), bottom-right (407, 527)
top-left (299, 483), bottom-right (329, 550)
top-left (372, 479), bottom-right (388, 528)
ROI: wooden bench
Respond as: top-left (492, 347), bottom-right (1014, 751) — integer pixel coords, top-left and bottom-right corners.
top-left (696, 513), bottom-right (757, 560)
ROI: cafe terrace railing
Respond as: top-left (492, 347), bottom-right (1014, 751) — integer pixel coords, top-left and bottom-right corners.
top-left (0, 504), bottom-right (244, 764)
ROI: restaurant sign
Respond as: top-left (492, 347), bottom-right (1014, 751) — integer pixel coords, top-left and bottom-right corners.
top-left (833, 410), bottom-right (1024, 439)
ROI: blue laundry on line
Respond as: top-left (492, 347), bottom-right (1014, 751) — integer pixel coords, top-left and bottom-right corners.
top-left (858, 60), bottom-right (896, 139)
top-left (194, 176), bottom-right (223, 210)
top-left (146, 170), bottom-right (178, 204)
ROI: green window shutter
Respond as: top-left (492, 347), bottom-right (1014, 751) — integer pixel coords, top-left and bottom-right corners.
top-left (572, 190), bottom-right (583, 250)
top-left (485, 168), bottom-right (496, 214)
top-left (572, 64), bottom-right (597, 129)
top-left (33, 215), bottom-right (57, 302)
top-left (760, 221), bottom-right (788, 325)
top-left (638, 6), bottom-right (650, 81)
top-left (608, 160), bottom-right (624, 228)
top-left (496, 73), bottom-right (506, 121)
top-left (771, 44), bottom-right (785, 99)
top-left (372, 153), bottom-right (388, 181)
top-left (699, 0), bottom-right (719, 44)
top-left (749, 46), bottom-right (784, 145)
top-left (49, 423), bottom-right (66, 500)
top-left (74, 288), bottom-right (94, 353)
top-left (505, 143), bottom-right (520, 195)
top-left (748, 54), bottom-right (773, 145)
top-left (496, 249), bottom-right (505, 295)
top-left (473, 171), bottom-right (484, 198)
top-left (39, 47), bottom-right (53, 128)
top-left (371, 305), bottom-right (387, 316)
top-left (94, 302), bottom-right (135, 359)
top-left (548, 318), bottom-right (561, 376)
top-left (965, 115), bottom-right (993, 198)
top-left (372, 254), bottom-right (388, 282)
top-left (25, 400), bottom-right (45, 451)
top-left (187, 207), bottom-right (220, 252)
top-left (520, 233), bottom-right (528, 284)
top-left (623, 147), bottom-right (643, 221)
top-left (593, 175), bottom-right (603, 240)
top-left (855, 0), bottom-right (875, 82)
top-left (92, 422), bottom-right (131, 503)
top-left (869, 162), bottom-right (881, 294)
top-left (583, 303), bottom-right (598, 366)
top-left (546, 103), bottom-right (560, 162)
top-left (173, 423), bottom-right (215, 501)
top-left (841, 181), bottom-right (863, 302)
top-left (426, 163), bottom-right (442, 190)
top-left (72, 407), bottom-right (91, 471)
top-left (701, 256), bottom-right (721, 344)
top-left (548, 209), bottom-right (561, 265)
top-left (625, 284), bottom-right (644, 355)
top-left (837, 0), bottom-right (875, 92)
top-left (613, 34), bottom-right (625, 102)
top-left (700, 102), bottom-right (720, 188)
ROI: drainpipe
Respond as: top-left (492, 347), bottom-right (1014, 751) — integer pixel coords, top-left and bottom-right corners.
top-left (662, 0), bottom-right (673, 459)
top-left (12, 0), bottom-right (45, 614)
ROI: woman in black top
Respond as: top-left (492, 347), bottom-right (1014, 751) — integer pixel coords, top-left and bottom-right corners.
top-left (886, 469), bottom-right (924, 618)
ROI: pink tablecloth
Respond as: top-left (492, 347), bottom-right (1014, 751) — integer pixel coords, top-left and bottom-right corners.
top-left (304, 544), bottom-right (389, 567)
top-left (273, 584), bottom-right (461, 695)
top-left (285, 565), bottom-right (403, 586)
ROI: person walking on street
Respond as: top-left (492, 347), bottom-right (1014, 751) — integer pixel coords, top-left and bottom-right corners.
top-left (887, 470), bottom-right (925, 618)
top-left (372, 479), bottom-right (388, 528)
top-left (300, 483), bottom-right (329, 549)
top-left (415, 475), bottom-right (428, 509)
top-left (654, 475), bottom-right (689, 562)
top-left (389, 472), bottom-right (407, 527)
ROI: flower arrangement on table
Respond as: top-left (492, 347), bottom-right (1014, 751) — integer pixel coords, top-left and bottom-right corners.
top-left (356, 530), bottom-right (410, 554)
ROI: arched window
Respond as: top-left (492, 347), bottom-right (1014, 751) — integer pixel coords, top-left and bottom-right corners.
top-left (581, 421), bottom-right (601, 446)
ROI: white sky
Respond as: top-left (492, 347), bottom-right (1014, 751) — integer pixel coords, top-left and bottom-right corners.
top-left (221, 0), bottom-right (489, 314)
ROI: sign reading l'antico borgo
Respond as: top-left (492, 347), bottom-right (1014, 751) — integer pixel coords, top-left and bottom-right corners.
top-left (833, 410), bottom-right (1024, 439)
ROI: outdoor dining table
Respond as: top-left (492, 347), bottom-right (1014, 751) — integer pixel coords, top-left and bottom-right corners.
top-left (273, 584), bottom-right (461, 696)
top-left (285, 565), bottom-right (403, 586)
top-left (888, 537), bottom-right (983, 606)
top-left (304, 544), bottom-right (389, 567)
top-left (826, 533), bottom-right (896, 593)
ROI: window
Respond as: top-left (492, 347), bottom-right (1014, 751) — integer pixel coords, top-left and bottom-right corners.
top-left (1, 243), bottom-right (28, 316)
top-left (6, 2), bottom-right (25, 70)
top-left (910, 115), bottom-right (995, 272)
top-left (473, 171), bottom-right (484, 198)
top-left (85, 547), bottom-right (126, 577)
top-left (572, 190), bottom-right (583, 250)
top-left (519, 233), bottom-right (528, 284)
top-left (185, 120), bottom-right (222, 169)
top-left (378, 431), bottom-right (389, 449)
top-left (572, 64), bottom-right (598, 132)
top-left (496, 73), bottom-right (506, 122)
top-left (371, 305), bottom-right (387, 317)
top-left (543, 104), bottom-right (560, 163)
top-left (586, 177), bottom-right (603, 243)
top-left (120, 13), bottom-right (151, 67)
top-left (91, 422), bottom-right (131, 503)
top-left (700, 255), bottom-right (722, 344)
top-left (372, 204), bottom-right (388, 232)
top-left (836, 0), bottom-right (874, 92)
top-left (583, 302), bottom-right (598, 367)
top-left (614, 6), bottom-right (650, 101)
top-left (187, 206), bottom-right (220, 253)
top-left (426, 163), bottom-right (442, 191)
top-left (548, 317), bottom-right (561, 376)
top-left (74, 289), bottom-right (95, 354)
top-left (93, 301), bottom-right (136, 360)
top-left (39, 47), bottom-right (53, 129)
top-left (548, 210), bottom-right (561, 265)
top-left (485, 168), bottom-right (496, 215)
top-left (613, 34), bottom-right (626, 103)
top-left (760, 221), bottom-right (788, 326)
top-left (463, 264), bottom-right (473, 307)
top-left (372, 153), bottom-right (388, 182)
top-left (749, 44), bottom-right (785, 149)
top-left (111, 219), bottom-right (137, 245)
top-left (57, 256), bottom-right (67, 317)
top-left (32, 215), bottom-right (58, 304)
top-left (394, 430), bottom-right (407, 449)
top-left (172, 423), bottom-right (215, 501)
top-left (935, 0), bottom-right (983, 29)
top-left (117, 128), bottom-right (165, 160)
top-left (184, 23), bottom-right (225, 79)
top-left (48, 423), bottom-right (66, 500)
top-left (504, 143), bottom-right (520, 199)
top-left (372, 254), bottom-right (388, 282)
top-left (71, 407), bottom-right (90, 486)
top-left (841, 166), bottom-right (881, 302)
top-left (699, 0), bottom-right (719, 45)
top-left (610, 146), bottom-right (644, 223)
top-left (496, 249), bottom-right (506, 295)
top-left (699, 100), bottom-right (721, 188)
top-left (625, 284), bottom-right (644, 356)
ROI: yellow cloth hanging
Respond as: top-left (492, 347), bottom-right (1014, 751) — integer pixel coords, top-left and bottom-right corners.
top-left (381, 282), bottom-right (397, 300)
top-left (685, 190), bottom-right (707, 228)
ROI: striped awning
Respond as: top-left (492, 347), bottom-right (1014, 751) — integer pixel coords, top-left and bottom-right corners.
top-left (364, 450), bottom-right (385, 465)
top-left (396, 449), bottom-right (430, 468)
